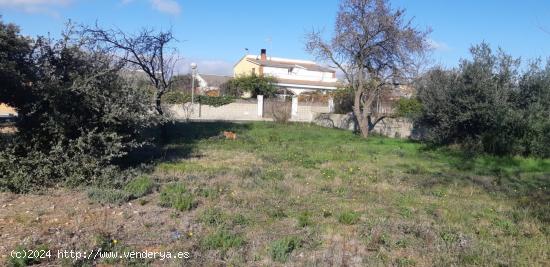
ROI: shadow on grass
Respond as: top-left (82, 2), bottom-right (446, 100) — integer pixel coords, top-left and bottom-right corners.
top-left (417, 147), bottom-right (550, 223)
top-left (121, 121), bottom-right (251, 166)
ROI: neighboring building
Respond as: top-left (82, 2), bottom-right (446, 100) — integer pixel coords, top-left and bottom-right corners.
top-left (196, 74), bottom-right (232, 93)
top-left (233, 49), bottom-right (339, 95)
top-left (374, 84), bottom-right (416, 114)
top-left (0, 103), bottom-right (17, 118)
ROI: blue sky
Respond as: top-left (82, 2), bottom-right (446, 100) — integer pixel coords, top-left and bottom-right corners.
top-left (1, 0), bottom-right (550, 75)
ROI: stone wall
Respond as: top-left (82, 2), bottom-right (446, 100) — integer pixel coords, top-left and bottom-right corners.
top-left (165, 101), bottom-right (412, 139)
top-left (371, 117), bottom-right (414, 138)
top-left (313, 113), bottom-right (414, 139)
top-left (293, 105), bottom-right (330, 122)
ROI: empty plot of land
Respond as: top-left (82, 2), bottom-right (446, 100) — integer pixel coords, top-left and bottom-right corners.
top-left (1, 122), bottom-right (548, 266)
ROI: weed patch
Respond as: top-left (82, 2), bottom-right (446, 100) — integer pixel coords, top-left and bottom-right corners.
top-left (338, 210), bottom-right (360, 225)
top-left (87, 187), bottom-right (131, 205)
top-left (159, 182), bottom-right (197, 211)
top-left (270, 236), bottom-right (302, 263)
top-left (297, 211), bottom-right (313, 228)
top-left (8, 244), bottom-right (49, 267)
top-left (200, 229), bottom-right (244, 252)
top-left (124, 176), bottom-right (156, 198)
top-left (199, 207), bottom-right (225, 226)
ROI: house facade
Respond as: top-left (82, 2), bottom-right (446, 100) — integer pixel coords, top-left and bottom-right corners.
top-left (233, 49), bottom-right (339, 95)
top-left (196, 74), bottom-right (232, 94)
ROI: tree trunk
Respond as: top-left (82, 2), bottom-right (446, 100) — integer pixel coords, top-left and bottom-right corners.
top-left (154, 89), bottom-right (167, 144)
top-left (155, 93), bottom-right (164, 115)
top-left (353, 88), bottom-right (370, 138)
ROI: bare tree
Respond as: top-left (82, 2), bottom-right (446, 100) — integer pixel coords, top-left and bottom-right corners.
top-left (306, 0), bottom-right (430, 138)
top-left (82, 24), bottom-right (178, 115)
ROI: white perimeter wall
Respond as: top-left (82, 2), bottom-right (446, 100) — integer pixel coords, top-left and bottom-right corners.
top-left (166, 101), bottom-right (329, 122)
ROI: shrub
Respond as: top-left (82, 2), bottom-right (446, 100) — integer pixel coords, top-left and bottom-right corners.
top-left (271, 101), bottom-right (291, 123)
top-left (124, 176), bottom-right (156, 198)
top-left (162, 91), bottom-right (235, 106)
top-left (270, 236), bottom-right (302, 263)
top-left (333, 87), bottom-right (354, 114)
top-left (87, 187), bottom-right (131, 205)
top-left (416, 43), bottom-right (550, 157)
top-left (197, 95), bottom-right (235, 107)
top-left (221, 73), bottom-right (277, 97)
top-left (0, 21), bottom-right (160, 192)
top-left (394, 98), bottom-right (423, 119)
top-left (159, 182), bottom-right (197, 211)
top-left (162, 90), bottom-right (192, 104)
top-left (338, 210), bottom-right (360, 225)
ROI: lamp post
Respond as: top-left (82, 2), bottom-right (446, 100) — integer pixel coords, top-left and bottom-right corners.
top-left (190, 62), bottom-right (197, 105)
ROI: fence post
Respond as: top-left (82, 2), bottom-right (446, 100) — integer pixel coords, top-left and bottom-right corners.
top-left (257, 95), bottom-right (263, 117)
top-left (291, 96), bottom-right (298, 118)
top-left (328, 97), bottom-right (334, 113)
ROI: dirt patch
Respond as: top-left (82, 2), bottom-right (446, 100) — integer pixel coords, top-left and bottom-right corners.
top-left (0, 189), bottom-right (199, 265)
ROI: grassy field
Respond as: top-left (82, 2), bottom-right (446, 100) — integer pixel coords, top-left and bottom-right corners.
top-left (1, 122), bottom-right (549, 266)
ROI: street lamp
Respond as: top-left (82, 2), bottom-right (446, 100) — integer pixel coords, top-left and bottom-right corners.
top-left (190, 62), bottom-right (197, 105)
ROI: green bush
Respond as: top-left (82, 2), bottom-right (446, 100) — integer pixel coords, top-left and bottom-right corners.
top-left (221, 73), bottom-right (277, 97)
top-left (162, 91), bottom-right (235, 106)
top-left (124, 176), bottom-right (156, 198)
top-left (333, 87), bottom-right (354, 114)
top-left (417, 43), bottom-right (550, 157)
top-left (198, 95), bottom-right (235, 107)
top-left (159, 182), bottom-right (197, 211)
top-left (338, 210), bottom-right (360, 225)
top-left (87, 187), bottom-right (131, 205)
top-left (0, 20), bottom-right (159, 193)
top-left (270, 236), bottom-right (302, 263)
top-left (162, 90), bottom-right (192, 104)
top-left (394, 98), bottom-right (423, 119)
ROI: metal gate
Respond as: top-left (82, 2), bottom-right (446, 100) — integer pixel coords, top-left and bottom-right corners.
top-left (263, 97), bottom-right (291, 120)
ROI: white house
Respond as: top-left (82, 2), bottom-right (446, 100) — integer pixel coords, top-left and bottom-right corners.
top-left (195, 74), bottom-right (232, 93)
top-left (233, 49), bottom-right (339, 95)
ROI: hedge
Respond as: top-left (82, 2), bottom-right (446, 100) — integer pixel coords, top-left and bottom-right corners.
top-left (162, 91), bottom-right (235, 107)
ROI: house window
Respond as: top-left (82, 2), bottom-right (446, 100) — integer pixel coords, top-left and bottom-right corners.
top-left (252, 68), bottom-right (255, 74)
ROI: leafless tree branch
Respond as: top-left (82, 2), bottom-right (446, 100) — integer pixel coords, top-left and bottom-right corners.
top-left (306, 0), bottom-right (430, 137)
top-left (81, 23), bottom-right (179, 115)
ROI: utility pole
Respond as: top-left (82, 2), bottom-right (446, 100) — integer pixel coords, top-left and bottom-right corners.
top-left (190, 62), bottom-right (197, 105)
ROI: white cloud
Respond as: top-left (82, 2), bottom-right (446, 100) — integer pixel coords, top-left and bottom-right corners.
top-left (0, 0), bottom-right (72, 16)
top-left (177, 58), bottom-right (233, 76)
top-left (150, 0), bottom-right (180, 15)
top-left (120, 0), bottom-right (181, 15)
top-left (428, 39), bottom-right (451, 52)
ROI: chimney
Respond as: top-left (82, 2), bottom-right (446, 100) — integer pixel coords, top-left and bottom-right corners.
top-left (260, 49), bottom-right (267, 60)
